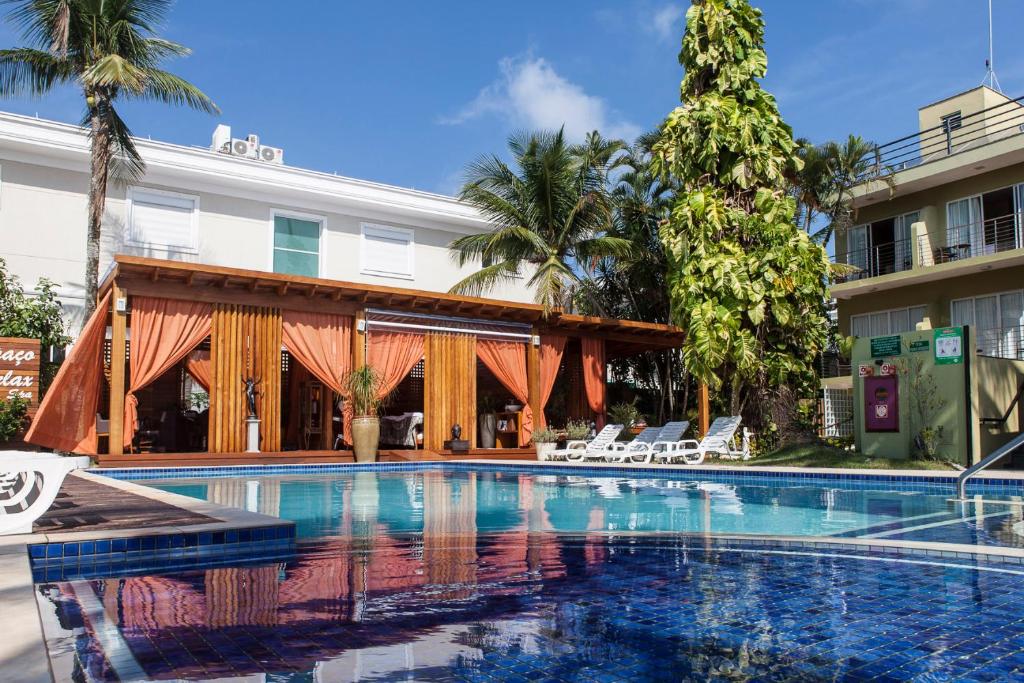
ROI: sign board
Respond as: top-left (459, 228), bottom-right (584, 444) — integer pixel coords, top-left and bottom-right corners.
top-left (0, 337), bottom-right (40, 412)
top-left (880, 362), bottom-right (898, 376)
top-left (858, 364), bottom-right (875, 378)
top-left (870, 335), bottom-right (902, 358)
top-left (909, 339), bottom-right (930, 353)
top-left (934, 327), bottom-right (963, 365)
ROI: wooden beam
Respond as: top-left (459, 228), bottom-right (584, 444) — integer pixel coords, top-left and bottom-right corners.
top-left (108, 282), bottom-right (128, 456)
top-left (185, 271), bottom-right (195, 287)
top-left (306, 285), bottom-right (318, 298)
top-left (353, 308), bottom-right (366, 369)
top-left (277, 282), bottom-right (289, 296)
top-left (527, 327), bottom-right (541, 433)
top-left (150, 268), bottom-right (160, 283)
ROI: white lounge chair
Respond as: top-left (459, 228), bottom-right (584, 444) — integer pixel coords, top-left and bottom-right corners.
top-left (604, 421), bottom-right (690, 463)
top-left (656, 416), bottom-right (751, 465)
top-left (549, 424), bottom-right (624, 462)
top-left (0, 452), bottom-right (89, 535)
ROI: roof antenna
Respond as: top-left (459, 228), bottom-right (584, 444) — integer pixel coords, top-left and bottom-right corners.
top-left (981, 0), bottom-right (1003, 92)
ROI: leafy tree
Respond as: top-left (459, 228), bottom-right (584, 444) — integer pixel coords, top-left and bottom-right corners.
top-left (0, 0), bottom-right (218, 323)
top-left (652, 0), bottom-right (830, 418)
top-left (575, 133), bottom-right (690, 422)
top-left (793, 134), bottom-right (881, 245)
top-left (0, 257), bottom-right (70, 394)
top-left (448, 128), bottom-right (634, 313)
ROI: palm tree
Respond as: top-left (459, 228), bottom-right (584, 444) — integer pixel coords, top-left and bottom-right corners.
top-left (0, 0), bottom-right (218, 321)
top-left (448, 128), bottom-right (633, 313)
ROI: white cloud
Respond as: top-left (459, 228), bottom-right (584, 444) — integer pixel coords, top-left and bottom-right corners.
top-left (650, 5), bottom-right (685, 41)
top-left (441, 56), bottom-right (640, 142)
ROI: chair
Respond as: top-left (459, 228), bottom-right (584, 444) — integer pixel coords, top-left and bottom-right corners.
top-left (0, 452), bottom-right (90, 535)
top-left (604, 421), bottom-right (690, 464)
top-left (656, 416), bottom-right (750, 465)
top-left (548, 424), bottom-right (624, 462)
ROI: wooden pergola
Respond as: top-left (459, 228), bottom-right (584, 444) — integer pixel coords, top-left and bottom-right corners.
top-left (86, 255), bottom-right (696, 465)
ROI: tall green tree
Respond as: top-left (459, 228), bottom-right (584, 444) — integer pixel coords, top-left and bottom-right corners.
top-left (576, 133), bottom-right (689, 422)
top-left (0, 0), bottom-right (218, 322)
top-left (448, 128), bottom-right (633, 313)
top-left (652, 0), bottom-right (830, 417)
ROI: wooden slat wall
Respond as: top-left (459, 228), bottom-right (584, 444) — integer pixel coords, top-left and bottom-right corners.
top-left (209, 303), bottom-right (282, 453)
top-left (424, 332), bottom-right (476, 450)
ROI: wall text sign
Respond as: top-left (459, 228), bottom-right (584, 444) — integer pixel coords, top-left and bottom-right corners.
top-left (0, 337), bottom-right (40, 411)
top-left (870, 335), bottom-right (902, 358)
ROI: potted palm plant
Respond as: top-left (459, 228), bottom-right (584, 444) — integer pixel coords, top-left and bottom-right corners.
top-left (344, 365), bottom-right (385, 463)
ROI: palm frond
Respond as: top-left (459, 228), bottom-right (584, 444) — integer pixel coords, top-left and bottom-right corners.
top-left (448, 260), bottom-right (522, 298)
top-left (0, 47), bottom-right (72, 96)
top-left (139, 66), bottom-right (218, 113)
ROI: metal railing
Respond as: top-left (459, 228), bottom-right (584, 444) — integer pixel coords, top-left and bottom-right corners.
top-left (957, 430), bottom-right (1024, 499)
top-left (856, 94), bottom-right (1024, 182)
top-left (832, 238), bottom-right (912, 282)
top-left (975, 325), bottom-right (1024, 360)
top-left (818, 351), bottom-right (852, 379)
top-left (919, 212), bottom-right (1023, 266)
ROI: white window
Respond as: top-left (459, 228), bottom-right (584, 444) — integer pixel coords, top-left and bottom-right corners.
top-left (360, 223), bottom-right (414, 279)
top-left (951, 290), bottom-right (1024, 357)
top-left (126, 187), bottom-right (198, 253)
top-left (850, 305), bottom-right (927, 337)
top-left (272, 213), bottom-right (322, 278)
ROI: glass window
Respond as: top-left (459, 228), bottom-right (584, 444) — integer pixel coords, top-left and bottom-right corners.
top-left (851, 305), bottom-right (928, 337)
top-left (850, 315), bottom-right (870, 338)
top-left (273, 215), bottom-right (320, 277)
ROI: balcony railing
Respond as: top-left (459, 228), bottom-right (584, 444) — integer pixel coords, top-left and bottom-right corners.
top-left (832, 238), bottom-right (912, 282)
top-left (918, 212), bottom-right (1023, 266)
top-left (976, 326), bottom-right (1024, 360)
top-left (855, 94), bottom-right (1024, 181)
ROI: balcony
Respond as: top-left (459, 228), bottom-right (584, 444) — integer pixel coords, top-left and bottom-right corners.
top-left (832, 238), bottom-right (912, 283)
top-left (919, 212), bottom-right (1023, 266)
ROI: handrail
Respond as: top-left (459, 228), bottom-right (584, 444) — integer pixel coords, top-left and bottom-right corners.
top-left (980, 380), bottom-right (1024, 425)
top-left (956, 431), bottom-right (1024, 499)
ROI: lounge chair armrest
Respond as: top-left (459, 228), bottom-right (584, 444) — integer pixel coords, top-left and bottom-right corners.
top-left (564, 441), bottom-right (588, 450)
top-left (675, 439), bottom-right (701, 450)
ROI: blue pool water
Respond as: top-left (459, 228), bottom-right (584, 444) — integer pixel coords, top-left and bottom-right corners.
top-left (32, 466), bottom-right (1024, 681)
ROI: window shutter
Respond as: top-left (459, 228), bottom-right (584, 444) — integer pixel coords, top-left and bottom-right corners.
top-left (361, 225), bottom-right (413, 277)
top-left (129, 190), bottom-right (197, 252)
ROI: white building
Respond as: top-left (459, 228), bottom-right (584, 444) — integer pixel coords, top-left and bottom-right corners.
top-left (0, 112), bottom-right (531, 332)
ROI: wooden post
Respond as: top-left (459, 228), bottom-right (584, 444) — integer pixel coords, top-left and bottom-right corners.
top-left (353, 309), bottom-right (366, 370)
top-left (697, 382), bottom-right (710, 437)
top-left (526, 328), bottom-right (541, 433)
top-left (108, 282), bottom-right (127, 455)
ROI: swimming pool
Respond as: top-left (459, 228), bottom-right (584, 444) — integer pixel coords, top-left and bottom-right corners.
top-left (32, 464), bottom-right (1024, 681)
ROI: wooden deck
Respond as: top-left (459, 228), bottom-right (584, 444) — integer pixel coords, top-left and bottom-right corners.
top-left (95, 447), bottom-right (537, 468)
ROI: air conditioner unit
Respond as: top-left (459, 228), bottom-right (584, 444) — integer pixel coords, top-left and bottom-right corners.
top-left (259, 145), bottom-right (284, 164)
top-left (211, 123), bottom-right (231, 153)
top-left (230, 137), bottom-right (258, 159)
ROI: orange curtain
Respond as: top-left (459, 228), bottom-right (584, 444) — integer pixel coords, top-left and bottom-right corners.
top-left (25, 292), bottom-right (112, 454)
top-left (581, 337), bottom-right (606, 428)
top-left (124, 298), bottom-right (212, 448)
top-left (538, 335), bottom-right (567, 429)
top-left (477, 339), bottom-right (532, 446)
top-left (185, 350), bottom-right (211, 391)
top-left (282, 311), bottom-right (352, 444)
top-left (368, 329), bottom-right (424, 403)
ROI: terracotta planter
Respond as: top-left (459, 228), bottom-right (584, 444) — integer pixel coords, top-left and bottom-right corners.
top-left (351, 416), bottom-right (380, 463)
top-left (535, 442), bottom-right (557, 461)
top-left (479, 413), bottom-right (497, 448)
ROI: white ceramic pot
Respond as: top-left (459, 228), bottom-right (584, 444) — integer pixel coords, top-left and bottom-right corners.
top-left (535, 442), bottom-right (556, 461)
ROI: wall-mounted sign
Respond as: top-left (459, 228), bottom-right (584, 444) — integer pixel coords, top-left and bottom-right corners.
top-left (858, 364), bottom-right (875, 378)
top-left (880, 362), bottom-right (898, 376)
top-left (934, 327), bottom-right (963, 365)
top-left (870, 335), bottom-right (902, 358)
top-left (0, 337), bottom-right (40, 412)
top-left (909, 339), bottom-right (930, 353)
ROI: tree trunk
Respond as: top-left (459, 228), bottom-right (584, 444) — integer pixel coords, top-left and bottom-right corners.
top-left (83, 100), bottom-right (111, 326)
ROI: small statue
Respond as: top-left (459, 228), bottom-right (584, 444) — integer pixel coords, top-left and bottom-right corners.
top-left (242, 376), bottom-right (261, 418)
top-left (451, 423), bottom-right (462, 440)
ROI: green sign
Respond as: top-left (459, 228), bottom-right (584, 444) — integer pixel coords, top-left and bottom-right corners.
top-left (870, 335), bottom-right (902, 358)
top-left (909, 339), bottom-right (930, 353)
top-left (934, 327), bottom-right (964, 365)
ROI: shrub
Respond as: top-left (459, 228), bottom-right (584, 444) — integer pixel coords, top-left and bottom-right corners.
top-left (531, 427), bottom-right (559, 444)
top-left (0, 397), bottom-right (29, 441)
top-left (565, 419), bottom-right (591, 441)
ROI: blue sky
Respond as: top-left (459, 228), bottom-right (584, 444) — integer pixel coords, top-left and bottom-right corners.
top-left (1, 1), bottom-right (1023, 195)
